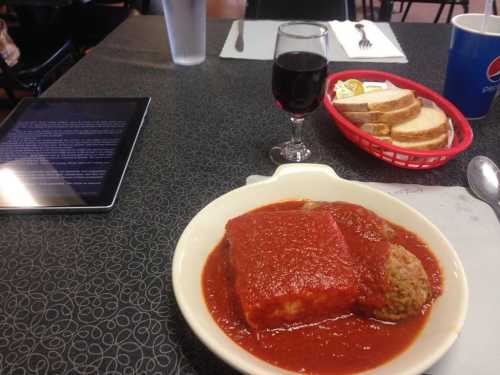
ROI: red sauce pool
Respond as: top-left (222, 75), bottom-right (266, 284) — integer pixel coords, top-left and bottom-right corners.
top-left (202, 201), bottom-right (442, 375)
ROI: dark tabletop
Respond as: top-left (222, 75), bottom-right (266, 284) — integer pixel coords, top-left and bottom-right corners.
top-left (0, 16), bottom-right (498, 374)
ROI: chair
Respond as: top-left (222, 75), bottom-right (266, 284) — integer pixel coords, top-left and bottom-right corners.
top-left (66, 1), bottom-right (139, 49)
top-left (399, 0), bottom-right (469, 23)
top-left (0, 26), bottom-right (78, 106)
top-left (361, 0), bottom-right (394, 21)
top-left (245, 0), bottom-right (354, 21)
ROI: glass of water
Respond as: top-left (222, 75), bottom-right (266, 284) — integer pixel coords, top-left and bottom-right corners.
top-left (162, 0), bottom-right (206, 65)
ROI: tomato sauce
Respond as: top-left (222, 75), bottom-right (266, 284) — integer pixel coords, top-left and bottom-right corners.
top-left (202, 201), bottom-right (442, 375)
top-left (312, 202), bottom-right (392, 313)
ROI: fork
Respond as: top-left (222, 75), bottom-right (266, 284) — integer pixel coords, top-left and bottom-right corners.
top-left (355, 23), bottom-right (372, 49)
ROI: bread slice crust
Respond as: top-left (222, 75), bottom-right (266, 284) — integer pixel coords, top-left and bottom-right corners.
top-left (392, 133), bottom-right (448, 151)
top-left (343, 99), bottom-right (422, 125)
top-left (373, 136), bottom-right (393, 144)
top-left (391, 107), bottom-right (448, 142)
top-left (360, 123), bottom-right (391, 136)
top-left (333, 89), bottom-right (415, 112)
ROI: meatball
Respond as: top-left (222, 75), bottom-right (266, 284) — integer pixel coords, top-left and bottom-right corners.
top-left (373, 244), bottom-right (431, 321)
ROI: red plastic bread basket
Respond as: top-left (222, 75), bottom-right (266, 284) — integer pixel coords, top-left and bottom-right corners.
top-left (323, 70), bottom-right (473, 169)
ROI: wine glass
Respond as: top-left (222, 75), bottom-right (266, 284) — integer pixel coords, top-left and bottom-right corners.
top-left (270, 22), bottom-right (329, 164)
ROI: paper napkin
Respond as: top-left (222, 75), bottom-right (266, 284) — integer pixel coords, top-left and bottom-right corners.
top-left (330, 19), bottom-right (405, 59)
top-left (220, 20), bottom-right (407, 63)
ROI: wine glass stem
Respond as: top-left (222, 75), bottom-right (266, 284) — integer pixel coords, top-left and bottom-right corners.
top-left (290, 116), bottom-right (305, 145)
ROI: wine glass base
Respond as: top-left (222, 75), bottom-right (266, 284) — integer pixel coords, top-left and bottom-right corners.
top-left (269, 141), bottom-right (320, 165)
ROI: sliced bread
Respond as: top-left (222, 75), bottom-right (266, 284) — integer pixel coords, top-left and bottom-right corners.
top-left (392, 133), bottom-right (448, 151)
top-left (343, 99), bottom-right (422, 126)
top-left (333, 89), bottom-right (415, 112)
top-left (390, 107), bottom-right (448, 142)
top-left (360, 123), bottom-right (391, 136)
top-left (373, 136), bottom-right (393, 144)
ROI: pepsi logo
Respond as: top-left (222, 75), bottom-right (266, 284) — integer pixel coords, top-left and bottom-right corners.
top-left (487, 56), bottom-right (500, 83)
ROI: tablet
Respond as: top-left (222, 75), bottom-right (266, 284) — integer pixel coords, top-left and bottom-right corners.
top-left (0, 97), bottom-right (151, 213)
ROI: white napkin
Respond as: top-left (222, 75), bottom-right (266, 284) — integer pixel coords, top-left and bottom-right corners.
top-left (330, 19), bottom-right (405, 59)
top-left (219, 20), bottom-right (280, 61)
top-left (246, 175), bottom-right (500, 375)
top-left (220, 20), bottom-right (407, 63)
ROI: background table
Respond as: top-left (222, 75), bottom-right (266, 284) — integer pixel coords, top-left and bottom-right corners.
top-left (0, 16), bottom-right (498, 374)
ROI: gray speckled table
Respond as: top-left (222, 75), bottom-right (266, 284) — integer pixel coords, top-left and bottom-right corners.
top-left (0, 15), bottom-right (498, 375)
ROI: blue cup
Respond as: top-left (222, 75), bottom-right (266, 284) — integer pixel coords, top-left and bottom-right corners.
top-left (444, 14), bottom-right (500, 119)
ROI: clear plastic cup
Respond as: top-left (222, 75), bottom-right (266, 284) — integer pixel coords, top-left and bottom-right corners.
top-left (161, 0), bottom-right (206, 65)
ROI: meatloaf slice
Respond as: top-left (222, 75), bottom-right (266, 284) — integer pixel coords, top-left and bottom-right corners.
top-left (225, 209), bottom-right (359, 330)
top-left (305, 201), bottom-right (431, 321)
top-left (306, 201), bottom-right (392, 313)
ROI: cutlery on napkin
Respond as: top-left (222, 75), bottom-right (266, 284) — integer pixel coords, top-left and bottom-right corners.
top-left (220, 20), bottom-right (407, 63)
top-left (330, 20), bottom-right (405, 59)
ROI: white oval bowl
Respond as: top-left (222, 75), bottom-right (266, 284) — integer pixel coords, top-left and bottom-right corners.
top-left (172, 163), bottom-right (468, 375)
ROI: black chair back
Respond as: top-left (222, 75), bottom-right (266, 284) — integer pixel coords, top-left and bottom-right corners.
top-left (0, 28), bottom-right (77, 107)
top-left (245, 0), bottom-right (352, 21)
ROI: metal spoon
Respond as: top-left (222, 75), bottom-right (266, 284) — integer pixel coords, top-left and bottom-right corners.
top-left (467, 155), bottom-right (500, 218)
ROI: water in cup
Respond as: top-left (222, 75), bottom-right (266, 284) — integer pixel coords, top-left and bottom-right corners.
top-left (162, 0), bottom-right (206, 65)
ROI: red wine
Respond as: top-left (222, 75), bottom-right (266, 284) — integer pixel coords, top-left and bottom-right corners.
top-left (272, 51), bottom-right (328, 116)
